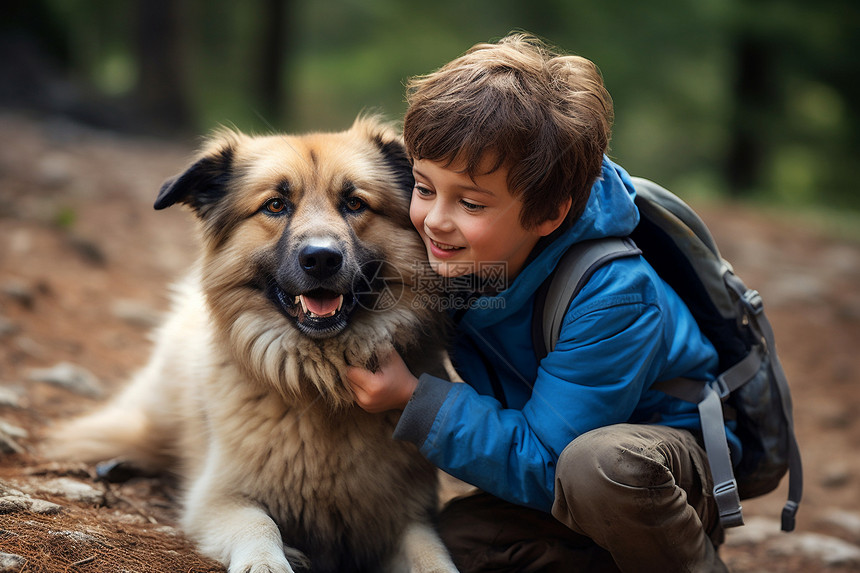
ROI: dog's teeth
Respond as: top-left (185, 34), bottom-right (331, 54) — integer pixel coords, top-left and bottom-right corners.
top-left (296, 294), bottom-right (342, 319)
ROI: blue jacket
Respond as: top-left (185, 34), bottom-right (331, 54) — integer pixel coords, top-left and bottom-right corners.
top-left (394, 157), bottom-right (738, 513)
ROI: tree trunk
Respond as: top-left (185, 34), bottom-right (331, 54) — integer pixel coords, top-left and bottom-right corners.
top-left (724, 35), bottom-right (774, 196)
top-left (135, 0), bottom-right (191, 131)
top-left (255, 0), bottom-right (293, 128)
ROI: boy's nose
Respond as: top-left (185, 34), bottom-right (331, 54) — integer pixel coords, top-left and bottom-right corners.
top-left (423, 202), bottom-right (455, 234)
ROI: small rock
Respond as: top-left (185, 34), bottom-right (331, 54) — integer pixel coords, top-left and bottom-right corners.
top-left (29, 498), bottom-right (64, 514)
top-left (67, 237), bottom-right (106, 266)
top-left (0, 482), bottom-right (25, 497)
top-left (769, 532), bottom-right (860, 566)
top-left (820, 463), bottom-right (852, 489)
top-left (6, 230), bottom-right (33, 257)
top-left (0, 387), bottom-right (21, 408)
top-left (765, 273), bottom-right (827, 307)
top-left (24, 461), bottom-right (91, 480)
top-left (0, 552), bottom-right (27, 573)
top-left (724, 516), bottom-right (782, 546)
top-left (111, 299), bottom-right (162, 328)
top-left (12, 337), bottom-right (44, 359)
top-left (0, 422), bottom-right (27, 439)
top-left (36, 478), bottom-right (104, 505)
top-left (0, 422), bottom-right (26, 454)
top-left (822, 509), bottom-right (860, 537)
top-left (154, 524), bottom-right (182, 537)
top-left (0, 317), bottom-right (18, 337)
top-left (0, 439), bottom-right (22, 455)
top-left (37, 152), bottom-right (73, 188)
top-left (0, 281), bottom-right (34, 309)
top-left (48, 529), bottom-right (99, 545)
top-left (820, 245), bottom-right (860, 276)
top-left (819, 406), bottom-right (852, 430)
top-left (0, 494), bottom-right (63, 515)
top-left (27, 362), bottom-right (103, 398)
top-left (0, 496), bottom-right (32, 513)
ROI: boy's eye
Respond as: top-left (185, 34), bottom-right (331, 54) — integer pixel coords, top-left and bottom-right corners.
top-left (460, 199), bottom-right (485, 212)
top-left (414, 184), bottom-right (433, 197)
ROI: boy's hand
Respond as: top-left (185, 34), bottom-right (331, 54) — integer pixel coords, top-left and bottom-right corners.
top-left (346, 350), bottom-right (418, 413)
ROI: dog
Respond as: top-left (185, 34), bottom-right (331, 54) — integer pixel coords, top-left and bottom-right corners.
top-left (45, 117), bottom-right (459, 573)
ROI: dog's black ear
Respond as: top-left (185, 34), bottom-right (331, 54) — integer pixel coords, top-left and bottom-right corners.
top-left (357, 117), bottom-right (414, 199)
top-left (154, 142), bottom-right (235, 215)
top-left (373, 135), bottom-right (414, 199)
top-left (372, 134), bottom-right (414, 200)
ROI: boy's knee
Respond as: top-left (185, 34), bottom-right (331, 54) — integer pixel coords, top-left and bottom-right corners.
top-left (552, 425), bottom-right (686, 535)
top-left (556, 424), bottom-right (674, 491)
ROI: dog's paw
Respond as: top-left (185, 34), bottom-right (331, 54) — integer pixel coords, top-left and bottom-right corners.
top-left (231, 559), bottom-right (294, 573)
top-left (343, 341), bottom-right (397, 372)
top-left (229, 546), bottom-right (308, 573)
top-left (365, 351), bottom-right (380, 373)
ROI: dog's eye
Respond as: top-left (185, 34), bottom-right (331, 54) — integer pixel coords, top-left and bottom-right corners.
top-left (344, 197), bottom-right (366, 213)
top-left (262, 198), bottom-right (288, 215)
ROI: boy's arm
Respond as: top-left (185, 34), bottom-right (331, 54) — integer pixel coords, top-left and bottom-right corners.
top-left (394, 294), bottom-right (667, 512)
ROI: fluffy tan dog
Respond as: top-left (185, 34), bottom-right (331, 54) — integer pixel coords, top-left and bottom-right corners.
top-left (46, 118), bottom-right (458, 573)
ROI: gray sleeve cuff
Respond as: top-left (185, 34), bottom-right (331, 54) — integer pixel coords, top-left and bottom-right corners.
top-left (393, 373), bottom-right (453, 445)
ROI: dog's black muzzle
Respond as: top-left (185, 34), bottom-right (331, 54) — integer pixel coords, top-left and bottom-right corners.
top-left (267, 238), bottom-right (362, 339)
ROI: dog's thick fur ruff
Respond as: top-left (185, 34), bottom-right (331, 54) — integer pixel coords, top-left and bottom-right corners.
top-left (45, 118), bottom-right (458, 573)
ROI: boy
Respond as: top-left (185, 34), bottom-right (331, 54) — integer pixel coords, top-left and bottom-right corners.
top-left (347, 33), bottom-right (731, 572)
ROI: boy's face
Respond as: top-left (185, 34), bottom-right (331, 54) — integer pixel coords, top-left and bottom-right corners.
top-left (410, 157), bottom-right (551, 281)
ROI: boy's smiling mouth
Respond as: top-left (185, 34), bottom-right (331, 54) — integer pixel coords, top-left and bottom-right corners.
top-left (430, 238), bottom-right (464, 251)
top-left (427, 237), bottom-right (465, 260)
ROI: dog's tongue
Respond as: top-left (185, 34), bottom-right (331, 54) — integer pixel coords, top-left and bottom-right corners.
top-left (301, 294), bottom-right (341, 317)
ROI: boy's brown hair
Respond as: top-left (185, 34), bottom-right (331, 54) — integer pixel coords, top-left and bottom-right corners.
top-left (404, 33), bottom-right (613, 230)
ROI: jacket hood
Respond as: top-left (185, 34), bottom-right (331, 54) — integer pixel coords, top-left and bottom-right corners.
top-left (461, 156), bottom-right (639, 328)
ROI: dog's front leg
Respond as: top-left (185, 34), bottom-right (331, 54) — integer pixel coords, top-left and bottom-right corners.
top-left (392, 522), bottom-right (459, 573)
top-left (183, 461), bottom-right (304, 573)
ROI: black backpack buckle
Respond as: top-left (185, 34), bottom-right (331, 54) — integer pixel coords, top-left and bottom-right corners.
top-left (741, 289), bottom-right (764, 315)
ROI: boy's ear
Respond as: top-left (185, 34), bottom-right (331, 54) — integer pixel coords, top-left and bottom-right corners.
top-left (154, 132), bottom-right (239, 216)
top-left (535, 197), bottom-right (573, 237)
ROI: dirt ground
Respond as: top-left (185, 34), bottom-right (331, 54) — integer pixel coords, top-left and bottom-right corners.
top-left (0, 112), bottom-right (858, 572)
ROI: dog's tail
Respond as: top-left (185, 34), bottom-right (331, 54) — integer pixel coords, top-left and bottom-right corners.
top-left (41, 364), bottom-right (181, 472)
top-left (42, 275), bottom-right (208, 472)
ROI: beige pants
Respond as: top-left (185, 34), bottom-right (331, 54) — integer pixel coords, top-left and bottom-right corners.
top-left (438, 424), bottom-right (727, 573)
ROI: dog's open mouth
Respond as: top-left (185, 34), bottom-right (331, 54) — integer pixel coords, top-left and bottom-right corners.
top-left (271, 285), bottom-right (358, 338)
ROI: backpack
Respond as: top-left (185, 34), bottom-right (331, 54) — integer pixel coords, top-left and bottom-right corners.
top-left (531, 176), bottom-right (803, 532)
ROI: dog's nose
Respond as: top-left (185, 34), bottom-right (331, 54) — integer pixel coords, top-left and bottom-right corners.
top-left (299, 244), bottom-right (343, 279)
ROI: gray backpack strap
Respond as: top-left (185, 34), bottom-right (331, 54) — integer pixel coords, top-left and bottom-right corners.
top-left (653, 345), bottom-right (767, 529)
top-left (653, 274), bottom-right (803, 531)
top-left (700, 382), bottom-right (745, 527)
top-left (724, 273), bottom-right (803, 532)
top-left (654, 345), bottom-right (765, 403)
top-left (539, 238), bottom-right (642, 356)
top-left (653, 373), bottom-right (749, 528)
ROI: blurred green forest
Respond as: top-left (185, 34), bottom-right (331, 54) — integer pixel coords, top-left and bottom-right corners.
top-left (2, 0), bottom-right (859, 211)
